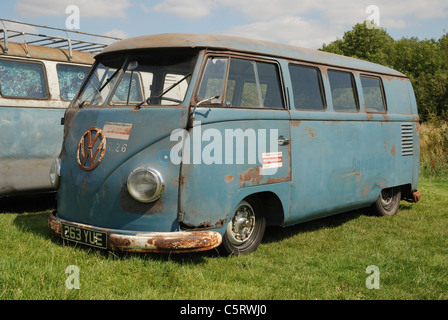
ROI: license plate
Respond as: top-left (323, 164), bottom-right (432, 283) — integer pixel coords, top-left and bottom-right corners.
top-left (61, 223), bottom-right (108, 249)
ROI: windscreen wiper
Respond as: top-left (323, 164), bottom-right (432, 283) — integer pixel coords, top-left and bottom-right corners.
top-left (135, 73), bottom-right (192, 109)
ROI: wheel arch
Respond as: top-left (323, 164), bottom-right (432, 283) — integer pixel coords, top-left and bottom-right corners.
top-left (241, 191), bottom-right (285, 227)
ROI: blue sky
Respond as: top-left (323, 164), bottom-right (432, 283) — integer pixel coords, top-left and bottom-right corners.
top-left (1, 0), bottom-right (447, 49)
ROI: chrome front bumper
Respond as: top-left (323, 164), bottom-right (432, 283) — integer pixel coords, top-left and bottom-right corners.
top-left (48, 211), bottom-right (222, 253)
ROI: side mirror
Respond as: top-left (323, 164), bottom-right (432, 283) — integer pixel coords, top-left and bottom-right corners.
top-left (188, 95), bottom-right (220, 127)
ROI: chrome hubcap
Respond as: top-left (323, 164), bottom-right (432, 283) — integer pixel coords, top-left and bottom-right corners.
top-left (227, 203), bottom-right (255, 245)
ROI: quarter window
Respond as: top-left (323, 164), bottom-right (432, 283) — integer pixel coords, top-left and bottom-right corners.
top-left (360, 75), bottom-right (386, 112)
top-left (289, 64), bottom-right (325, 110)
top-left (0, 58), bottom-right (48, 99)
top-left (111, 71), bottom-right (143, 105)
top-left (328, 70), bottom-right (358, 112)
top-left (57, 64), bottom-right (90, 101)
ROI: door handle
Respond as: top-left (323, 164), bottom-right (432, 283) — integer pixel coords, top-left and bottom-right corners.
top-left (278, 136), bottom-right (290, 146)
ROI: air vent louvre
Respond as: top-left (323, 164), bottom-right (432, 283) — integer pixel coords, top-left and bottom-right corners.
top-left (401, 123), bottom-right (413, 156)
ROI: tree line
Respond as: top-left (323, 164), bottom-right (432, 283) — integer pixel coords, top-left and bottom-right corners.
top-left (320, 23), bottom-right (448, 122)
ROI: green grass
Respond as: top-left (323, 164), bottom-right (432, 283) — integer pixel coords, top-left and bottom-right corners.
top-left (1, 175), bottom-right (447, 300)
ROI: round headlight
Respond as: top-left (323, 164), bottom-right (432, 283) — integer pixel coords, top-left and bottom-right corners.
top-left (127, 167), bottom-right (164, 203)
top-left (49, 158), bottom-right (61, 189)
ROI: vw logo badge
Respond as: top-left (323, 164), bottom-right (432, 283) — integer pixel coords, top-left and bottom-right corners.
top-left (77, 127), bottom-right (107, 171)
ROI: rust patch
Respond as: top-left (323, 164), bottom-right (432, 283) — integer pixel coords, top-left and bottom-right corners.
top-left (303, 127), bottom-right (316, 140)
top-left (110, 236), bottom-right (132, 248)
top-left (147, 232), bottom-right (221, 252)
top-left (366, 113), bottom-right (373, 120)
top-left (291, 120), bottom-right (301, 128)
top-left (238, 166), bottom-right (263, 186)
top-left (391, 145), bottom-right (396, 156)
top-left (265, 176), bottom-right (290, 184)
top-left (361, 184), bottom-right (371, 197)
top-left (382, 113), bottom-right (389, 121)
top-left (415, 121), bottom-right (420, 136)
top-left (384, 138), bottom-right (387, 150)
top-left (266, 170), bottom-right (291, 184)
top-left (361, 103), bottom-right (367, 113)
top-left (224, 175), bottom-right (234, 183)
top-left (320, 66), bottom-right (328, 78)
top-left (214, 215), bottom-right (228, 228)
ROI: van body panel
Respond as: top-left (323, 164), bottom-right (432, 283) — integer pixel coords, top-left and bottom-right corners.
top-left (0, 106), bottom-right (64, 194)
top-left (57, 106), bottom-right (189, 231)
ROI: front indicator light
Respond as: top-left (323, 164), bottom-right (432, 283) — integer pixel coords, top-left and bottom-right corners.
top-left (49, 158), bottom-right (61, 189)
top-left (127, 167), bottom-right (164, 203)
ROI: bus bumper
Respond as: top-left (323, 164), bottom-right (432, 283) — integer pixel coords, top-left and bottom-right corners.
top-left (48, 212), bottom-right (222, 253)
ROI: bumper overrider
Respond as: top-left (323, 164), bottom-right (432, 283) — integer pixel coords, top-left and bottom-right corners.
top-left (48, 212), bottom-right (222, 253)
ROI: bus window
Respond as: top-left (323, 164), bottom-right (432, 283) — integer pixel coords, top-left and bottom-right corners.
top-left (198, 57), bottom-right (284, 109)
top-left (229, 59), bottom-right (284, 109)
top-left (111, 71), bottom-right (143, 105)
top-left (289, 64), bottom-right (325, 110)
top-left (0, 58), bottom-right (48, 99)
top-left (360, 75), bottom-right (386, 113)
top-left (56, 64), bottom-right (90, 101)
top-left (198, 57), bottom-right (229, 100)
top-left (328, 70), bottom-right (358, 112)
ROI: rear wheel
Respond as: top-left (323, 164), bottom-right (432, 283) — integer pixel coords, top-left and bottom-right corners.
top-left (371, 187), bottom-right (401, 216)
top-left (219, 199), bottom-right (266, 255)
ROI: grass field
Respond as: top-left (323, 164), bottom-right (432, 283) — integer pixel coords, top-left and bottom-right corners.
top-left (1, 173), bottom-right (447, 300)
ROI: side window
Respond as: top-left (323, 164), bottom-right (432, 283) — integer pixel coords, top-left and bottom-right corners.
top-left (56, 64), bottom-right (90, 101)
top-left (328, 70), bottom-right (358, 112)
top-left (289, 64), bottom-right (325, 110)
top-left (198, 57), bottom-right (284, 109)
top-left (360, 75), bottom-right (386, 113)
top-left (0, 58), bottom-right (48, 99)
top-left (160, 73), bottom-right (191, 106)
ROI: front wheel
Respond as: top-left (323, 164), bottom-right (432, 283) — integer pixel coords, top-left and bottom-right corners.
top-left (219, 199), bottom-right (266, 255)
top-left (371, 187), bottom-right (401, 216)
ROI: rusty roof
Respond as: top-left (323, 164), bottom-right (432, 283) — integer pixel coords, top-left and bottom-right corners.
top-left (0, 41), bottom-right (95, 64)
top-left (99, 33), bottom-right (406, 78)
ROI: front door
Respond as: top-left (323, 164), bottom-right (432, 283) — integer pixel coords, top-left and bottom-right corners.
top-left (179, 55), bottom-right (291, 229)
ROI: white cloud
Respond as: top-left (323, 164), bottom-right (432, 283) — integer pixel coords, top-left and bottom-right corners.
top-left (151, 0), bottom-right (217, 19)
top-left (218, 0), bottom-right (448, 25)
top-left (100, 29), bottom-right (128, 44)
top-left (219, 0), bottom-right (448, 48)
top-left (16, 0), bottom-right (131, 18)
top-left (223, 15), bottom-right (341, 49)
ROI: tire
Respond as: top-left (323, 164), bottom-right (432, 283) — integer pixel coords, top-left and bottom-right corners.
top-left (371, 187), bottom-right (401, 216)
top-left (219, 199), bottom-right (266, 255)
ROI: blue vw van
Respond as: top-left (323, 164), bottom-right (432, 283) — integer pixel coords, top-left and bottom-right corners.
top-left (49, 34), bottom-right (421, 255)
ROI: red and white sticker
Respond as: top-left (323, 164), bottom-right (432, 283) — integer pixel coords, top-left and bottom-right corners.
top-left (262, 152), bottom-right (282, 169)
top-left (103, 122), bottom-right (132, 141)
